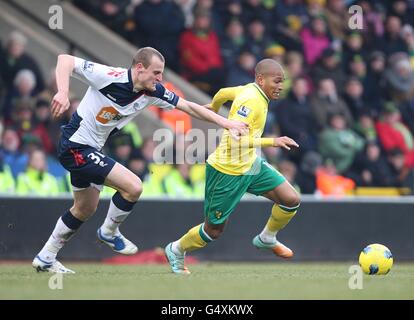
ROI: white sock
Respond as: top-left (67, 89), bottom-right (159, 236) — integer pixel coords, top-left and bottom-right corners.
top-left (259, 227), bottom-right (278, 244)
top-left (171, 240), bottom-right (184, 255)
top-left (37, 217), bottom-right (76, 263)
top-left (100, 199), bottom-right (131, 236)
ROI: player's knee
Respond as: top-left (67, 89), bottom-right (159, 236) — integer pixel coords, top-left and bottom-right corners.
top-left (206, 228), bottom-right (223, 240)
top-left (280, 191), bottom-right (301, 208)
top-left (204, 224), bottom-right (225, 240)
top-left (124, 180), bottom-right (143, 202)
top-left (72, 202), bottom-right (97, 218)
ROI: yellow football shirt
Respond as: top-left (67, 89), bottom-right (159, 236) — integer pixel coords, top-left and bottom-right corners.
top-left (207, 82), bottom-right (270, 175)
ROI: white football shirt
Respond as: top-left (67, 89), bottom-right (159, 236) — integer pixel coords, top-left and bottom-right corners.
top-left (61, 57), bottom-right (179, 150)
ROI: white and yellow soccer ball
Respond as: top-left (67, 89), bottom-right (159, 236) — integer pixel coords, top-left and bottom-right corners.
top-left (359, 244), bottom-right (393, 275)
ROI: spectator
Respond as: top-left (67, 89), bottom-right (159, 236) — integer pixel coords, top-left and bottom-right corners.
top-left (217, 0), bottom-right (243, 28)
top-left (1, 127), bottom-right (27, 178)
top-left (94, 0), bottom-right (130, 38)
top-left (108, 132), bottom-right (134, 167)
top-left (347, 54), bottom-right (367, 82)
top-left (388, 0), bottom-right (414, 26)
top-left (2, 69), bottom-right (37, 122)
top-left (310, 78), bottom-right (353, 131)
top-left (179, 9), bottom-right (225, 95)
top-left (359, 1), bottom-right (385, 51)
top-left (347, 142), bottom-right (395, 187)
top-left (276, 76), bottom-right (316, 163)
top-left (385, 147), bottom-right (414, 189)
top-left (0, 31), bottom-right (44, 95)
top-left (242, 0), bottom-right (272, 27)
top-left (0, 121), bottom-right (15, 193)
top-left (32, 99), bottom-right (61, 154)
top-left (318, 112), bottom-right (365, 174)
top-left (193, 0), bottom-right (225, 37)
top-left (343, 77), bottom-right (367, 120)
top-left (141, 137), bottom-right (157, 164)
top-left (11, 98), bottom-right (52, 153)
top-left (244, 19), bottom-right (272, 61)
top-left (128, 148), bottom-right (164, 198)
top-left (311, 47), bottom-right (346, 93)
top-left (128, 148), bottom-right (149, 182)
top-left (226, 51), bottom-right (256, 87)
top-left (401, 24), bottom-right (414, 67)
top-left (272, 0), bottom-right (308, 52)
top-left (220, 18), bottom-right (246, 70)
top-left (325, 0), bottom-right (348, 41)
top-left (342, 32), bottom-right (367, 70)
top-left (363, 50), bottom-right (387, 112)
top-left (283, 51), bottom-right (309, 96)
top-left (307, 0), bottom-right (325, 18)
top-left (379, 15), bottom-right (408, 56)
top-left (315, 158), bottom-right (356, 196)
top-left (162, 162), bottom-right (204, 198)
top-left (296, 151), bottom-right (322, 194)
top-left (384, 53), bottom-right (414, 103)
top-left (16, 148), bottom-right (59, 196)
top-left (263, 42), bottom-right (286, 64)
top-left (376, 102), bottom-right (414, 169)
top-left (353, 109), bottom-right (378, 143)
top-left (134, 0), bottom-right (185, 72)
top-left (300, 14), bottom-right (331, 66)
top-left (175, 0), bottom-right (198, 28)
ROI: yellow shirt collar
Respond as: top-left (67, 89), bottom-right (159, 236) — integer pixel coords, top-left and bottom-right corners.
top-left (252, 83), bottom-right (270, 104)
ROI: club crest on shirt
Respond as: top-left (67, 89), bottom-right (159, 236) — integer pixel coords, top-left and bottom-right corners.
top-left (163, 88), bottom-right (175, 102)
top-left (237, 105), bottom-right (251, 118)
top-left (82, 61), bottom-right (94, 73)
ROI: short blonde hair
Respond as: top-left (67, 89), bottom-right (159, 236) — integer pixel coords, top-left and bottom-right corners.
top-left (131, 47), bottom-right (165, 68)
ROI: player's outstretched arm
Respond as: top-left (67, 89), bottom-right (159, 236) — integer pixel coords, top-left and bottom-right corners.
top-left (272, 136), bottom-right (299, 150)
top-left (176, 98), bottom-right (248, 136)
top-left (51, 54), bottom-right (75, 119)
top-left (238, 136), bottom-right (299, 150)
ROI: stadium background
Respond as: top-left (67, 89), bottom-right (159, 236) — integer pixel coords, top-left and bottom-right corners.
top-left (1, 0), bottom-right (414, 266)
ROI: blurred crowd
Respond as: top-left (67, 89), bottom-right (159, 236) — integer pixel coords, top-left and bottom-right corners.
top-left (2, 0), bottom-right (414, 197)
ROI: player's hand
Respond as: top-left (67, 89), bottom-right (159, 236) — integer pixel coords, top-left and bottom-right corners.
top-left (51, 91), bottom-right (70, 119)
top-left (274, 136), bottom-right (299, 150)
top-left (225, 120), bottom-right (249, 141)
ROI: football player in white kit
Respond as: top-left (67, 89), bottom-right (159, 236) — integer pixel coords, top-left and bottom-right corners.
top-left (32, 47), bottom-right (248, 273)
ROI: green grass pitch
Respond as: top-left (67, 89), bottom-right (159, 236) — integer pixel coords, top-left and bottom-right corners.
top-left (1, 262), bottom-right (414, 299)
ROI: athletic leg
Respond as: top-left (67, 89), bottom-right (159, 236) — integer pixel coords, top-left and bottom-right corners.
top-left (97, 163), bottom-right (142, 255)
top-left (165, 164), bottom-right (248, 274)
top-left (253, 181), bottom-right (300, 258)
top-left (247, 159), bottom-right (300, 258)
top-left (33, 187), bottom-right (100, 273)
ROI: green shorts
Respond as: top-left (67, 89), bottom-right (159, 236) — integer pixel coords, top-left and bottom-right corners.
top-left (204, 157), bottom-right (286, 224)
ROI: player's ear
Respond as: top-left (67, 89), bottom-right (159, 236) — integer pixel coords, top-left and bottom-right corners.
top-left (256, 74), bottom-right (265, 86)
top-left (135, 63), bottom-right (145, 72)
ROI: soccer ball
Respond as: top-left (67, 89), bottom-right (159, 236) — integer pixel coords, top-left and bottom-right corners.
top-left (359, 244), bottom-right (393, 275)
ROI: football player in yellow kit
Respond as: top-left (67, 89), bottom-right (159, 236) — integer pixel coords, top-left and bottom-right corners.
top-left (165, 59), bottom-right (300, 274)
